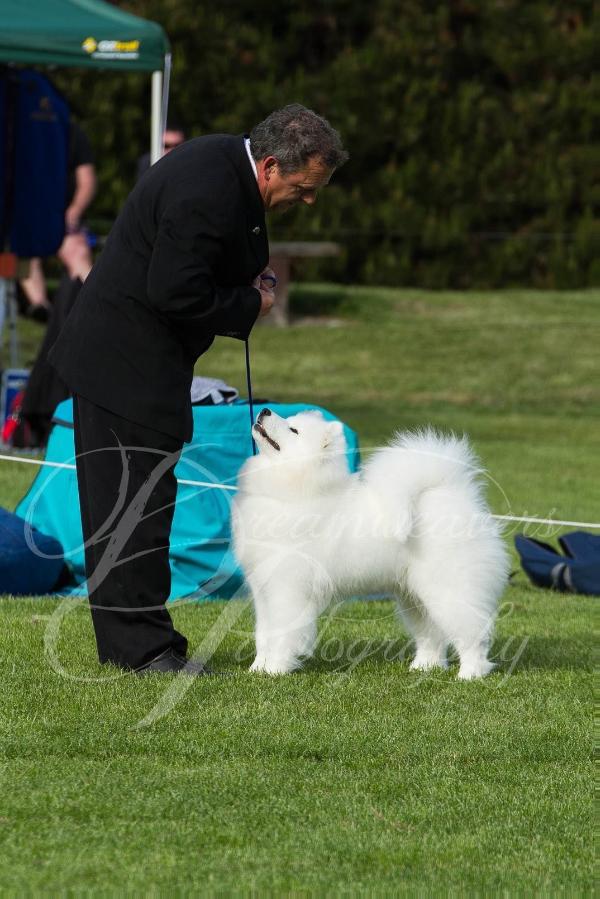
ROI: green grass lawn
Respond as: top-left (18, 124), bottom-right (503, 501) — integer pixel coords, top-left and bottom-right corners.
top-left (0, 287), bottom-right (596, 892)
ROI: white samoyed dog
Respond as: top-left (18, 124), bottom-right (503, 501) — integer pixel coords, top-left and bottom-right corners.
top-left (232, 409), bottom-right (509, 679)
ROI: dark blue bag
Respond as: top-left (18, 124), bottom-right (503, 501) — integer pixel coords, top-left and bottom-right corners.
top-left (0, 507), bottom-right (64, 596)
top-left (515, 531), bottom-right (600, 596)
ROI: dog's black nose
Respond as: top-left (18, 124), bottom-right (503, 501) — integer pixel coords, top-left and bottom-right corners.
top-left (258, 408), bottom-right (271, 420)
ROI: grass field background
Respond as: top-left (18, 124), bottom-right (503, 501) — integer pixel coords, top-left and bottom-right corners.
top-left (0, 287), bottom-right (595, 892)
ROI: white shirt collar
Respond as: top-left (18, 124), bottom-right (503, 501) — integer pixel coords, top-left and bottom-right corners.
top-left (244, 137), bottom-right (258, 182)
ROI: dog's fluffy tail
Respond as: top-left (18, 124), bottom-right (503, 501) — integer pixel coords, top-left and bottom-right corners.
top-left (368, 427), bottom-right (481, 489)
top-left (363, 428), bottom-right (488, 540)
top-left (393, 427), bottom-right (481, 488)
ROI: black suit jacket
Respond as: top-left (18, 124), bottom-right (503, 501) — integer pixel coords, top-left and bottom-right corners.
top-left (48, 134), bottom-right (268, 442)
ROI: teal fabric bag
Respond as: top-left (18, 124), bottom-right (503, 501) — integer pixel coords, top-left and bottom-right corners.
top-left (16, 399), bottom-right (360, 600)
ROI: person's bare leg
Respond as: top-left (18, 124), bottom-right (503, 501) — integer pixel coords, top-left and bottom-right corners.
top-left (20, 258), bottom-right (50, 309)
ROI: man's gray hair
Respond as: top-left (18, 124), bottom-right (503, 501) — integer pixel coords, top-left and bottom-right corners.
top-left (249, 104), bottom-right (348, 174)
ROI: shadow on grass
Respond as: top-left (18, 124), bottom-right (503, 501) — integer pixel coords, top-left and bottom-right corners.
top-left (279, 632), bottom-right (592, 678)
top-left (491, 634), bottom-right (592, 673)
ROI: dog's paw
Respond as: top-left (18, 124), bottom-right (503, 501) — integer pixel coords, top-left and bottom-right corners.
top-left (409, 654), bottom-right (448, 672)
top-left (457, 658), bottom-right (495, 680)
top-left (249, 656), bottom-right (296, 675)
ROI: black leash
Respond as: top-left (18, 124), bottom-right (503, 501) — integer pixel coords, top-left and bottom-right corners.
top-left (245, 273), bottom-right (277, 455)
top-left (244, 338), bottom-right (257, 456)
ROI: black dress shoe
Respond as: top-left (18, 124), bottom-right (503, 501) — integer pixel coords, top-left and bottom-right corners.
top-left (134, 648), bottom-right (212, 676)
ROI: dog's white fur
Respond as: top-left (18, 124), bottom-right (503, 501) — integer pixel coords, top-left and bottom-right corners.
top-left (232, 410), bottom-right (509, 679)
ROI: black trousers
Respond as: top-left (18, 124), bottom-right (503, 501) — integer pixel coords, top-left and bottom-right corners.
top-left (73, 394), bottom-right (188, 668)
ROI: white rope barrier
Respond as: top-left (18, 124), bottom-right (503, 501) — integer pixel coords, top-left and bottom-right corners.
top-left (176, 478), bottom-right (236, 491)
top-left (493, 514), bottom-right (600, 530)
top-left (1, 451), bottom-right (598, 527)
top-left (0, 453), bottom-right (75, 471)
top-left (0, 453), bottom-right (237, 492)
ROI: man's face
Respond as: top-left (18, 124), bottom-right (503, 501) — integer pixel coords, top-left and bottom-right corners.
top-left (258, 156), bottom-right (334, 212)
top-left (163, 129), bottom-right (185, 153)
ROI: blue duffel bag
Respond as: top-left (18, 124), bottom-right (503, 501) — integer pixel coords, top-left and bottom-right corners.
top-left (515, 531), bottom-right (600, 596)
top-left (0, 507), bottom-right (64, 595)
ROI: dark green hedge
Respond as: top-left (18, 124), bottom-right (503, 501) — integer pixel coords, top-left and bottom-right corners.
top-left (55, 0), bottom-right (597, 288)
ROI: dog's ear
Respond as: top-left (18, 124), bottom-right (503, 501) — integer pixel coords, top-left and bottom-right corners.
top-left (322, 420), bottom-right (344, 447)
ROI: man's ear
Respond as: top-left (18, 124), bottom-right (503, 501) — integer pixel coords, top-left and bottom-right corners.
top-left (262, 156), bottom-right (278, 180)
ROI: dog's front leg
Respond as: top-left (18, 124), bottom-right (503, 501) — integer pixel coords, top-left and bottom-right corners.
top-left (250, 585), bottom-right (317, 675)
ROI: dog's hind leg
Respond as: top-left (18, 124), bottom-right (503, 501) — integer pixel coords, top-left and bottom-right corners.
top-left (396, 595), bottom-right (448, 671)
top-left (406, 565), bottom-right (496, 679)
top-left (453, 638), bottom-right (494, 680)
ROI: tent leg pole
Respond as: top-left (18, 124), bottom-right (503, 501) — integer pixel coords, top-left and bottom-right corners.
top-left (150, 69), bottom-right (163, 165)
top-left (161, 53), bottom-right (172, 148)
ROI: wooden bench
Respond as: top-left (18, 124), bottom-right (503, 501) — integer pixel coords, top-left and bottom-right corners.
top-left (268, 241), bottom-right (341, 326)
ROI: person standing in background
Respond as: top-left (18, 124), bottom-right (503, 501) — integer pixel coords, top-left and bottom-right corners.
top-left (19, 119), bottom-right (96, 317)
top-left (136, 120), bottom-right (186, 181)
top-left (12, 121), bottom-right (96, 447)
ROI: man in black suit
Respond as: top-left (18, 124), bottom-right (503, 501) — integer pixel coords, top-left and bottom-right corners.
top-left (48, 104), bottom-right (348, 675)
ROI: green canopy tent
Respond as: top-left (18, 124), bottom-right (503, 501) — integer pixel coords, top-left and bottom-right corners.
top-left (0, 0), bottom-right (170, 381)
top-left (0, 0), bottom-right (171, 162)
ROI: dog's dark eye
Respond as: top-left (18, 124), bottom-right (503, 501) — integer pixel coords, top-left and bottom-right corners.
top-left (289, 427), bottom-right (299, 435)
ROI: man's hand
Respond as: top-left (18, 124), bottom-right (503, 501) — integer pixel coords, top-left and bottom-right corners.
top-left (258, 288), bottom-right (275, 316)
top-left (260, 266), bottom-right (277, 289)
top-left (253, 270), bottom-right (276, 317)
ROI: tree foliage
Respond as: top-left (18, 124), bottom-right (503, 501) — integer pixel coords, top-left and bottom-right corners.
top-left (54, 0), bottom-right (597, 288)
